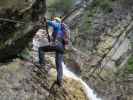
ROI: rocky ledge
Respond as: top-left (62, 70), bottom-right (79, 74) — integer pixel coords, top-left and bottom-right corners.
top-left (0, 59), bottom-right (87, 100)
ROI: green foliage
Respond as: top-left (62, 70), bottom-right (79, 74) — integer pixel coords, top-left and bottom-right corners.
top-left (81, 8), bottom-right (97, 33)
top-left (91, 0), bottom-right (113, 13)
top-left (48, 0), bottom-right (74, 15)
top-left (80, 0), bottom-right (113, 33)
top-left (127, 56), bottom-right (133, 73)
top-left (18, 48), bottom-right (32, 60)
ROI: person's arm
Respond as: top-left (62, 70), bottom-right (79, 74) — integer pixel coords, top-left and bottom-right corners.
top-left (47, 20), bottom-right (58, 28)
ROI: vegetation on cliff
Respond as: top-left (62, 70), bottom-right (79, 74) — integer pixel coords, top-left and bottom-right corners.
top-left (0, 59), bottom-right (87, 100)
top-left (0, 0), bottom-right (133, 100)
top-left (0, 0), bottom-right (46, 62)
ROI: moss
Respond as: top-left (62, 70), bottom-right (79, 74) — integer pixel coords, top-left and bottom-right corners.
top-left (79, 0), bottom-right (113, 37)
top-left (49, 68), bottom-right (87, 100)
top-left (18, 48), bottom-right (32, 60)
top-left (47, 0), bottom-right (74, 15)
top-left (0, 58), bottom-right (87, 100)
top-left (127, 56), bottom-right (133, 73)
top-left (80, 7), bottom-right (96, 33)
top-left (91, 0), bottom-right (113, 13)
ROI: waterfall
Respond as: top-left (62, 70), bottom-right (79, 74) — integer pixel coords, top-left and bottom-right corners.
top-left (62, 62), bottom-right (102, 100)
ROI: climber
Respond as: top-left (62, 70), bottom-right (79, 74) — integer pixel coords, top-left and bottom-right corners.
top-left (37, 16), bottom-right (70, 86)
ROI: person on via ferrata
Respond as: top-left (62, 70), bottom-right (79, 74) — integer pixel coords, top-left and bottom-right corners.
top-left (36, 16), bottom-right (70, 86)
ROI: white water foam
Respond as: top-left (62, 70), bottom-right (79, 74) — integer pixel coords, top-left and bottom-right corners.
top-left (62, 62), bottom-right (102, 100)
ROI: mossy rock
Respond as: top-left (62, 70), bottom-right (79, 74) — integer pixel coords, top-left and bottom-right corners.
top-left (0, 59), bottom-right (88, 100)
top-left (48, 68), bottom-right (87, 100)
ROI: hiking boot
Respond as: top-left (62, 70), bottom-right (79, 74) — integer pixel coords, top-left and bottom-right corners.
top-left (34, 62), bottom-right (40, 66)
top-left (34, 62), bottom-right (45, 67)
top-left (56, 80), bottom-right (63, 87)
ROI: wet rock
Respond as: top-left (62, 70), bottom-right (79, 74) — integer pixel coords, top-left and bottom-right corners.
top-left (0, 59), bottom-right (88, 100)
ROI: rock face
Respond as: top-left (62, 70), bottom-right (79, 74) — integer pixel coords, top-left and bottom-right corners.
top-left (0, 0), bottom-right (133, 100)
top-left (63, 0), bottom-right (133, 99)
top-left (0, 18), bottom-right (88, 100)
top-left (0, 59), bottom-right (87, 100)
top-left (0, 0), bottom-right (46, 62)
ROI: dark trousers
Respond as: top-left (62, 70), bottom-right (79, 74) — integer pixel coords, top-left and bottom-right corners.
top-left (38, 43), bottom-right (64, 82)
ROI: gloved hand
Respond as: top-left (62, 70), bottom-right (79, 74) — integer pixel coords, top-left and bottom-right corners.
top-left (64, 45), bottom-right (69, 50)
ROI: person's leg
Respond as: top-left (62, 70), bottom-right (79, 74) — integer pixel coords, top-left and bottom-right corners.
top-left (55, 52), bottom-right (64, 86)
top-left (38, 46), bottom-right (45, 65)
top-left (38, 45), bottom-right (57, 65)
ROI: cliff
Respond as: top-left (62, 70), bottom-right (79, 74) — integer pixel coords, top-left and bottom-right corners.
top-left (64, 0), bottom-right (133, 99)
top-left (0, 0), bottom-right (133, 100)
top-left (0, 0), bottom-right (46, 62)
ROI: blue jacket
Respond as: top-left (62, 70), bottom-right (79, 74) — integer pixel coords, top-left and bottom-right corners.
top-left (47, 20), bottom-right (64, 38)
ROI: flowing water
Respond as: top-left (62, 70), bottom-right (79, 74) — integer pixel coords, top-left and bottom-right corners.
top-left (32, 30), bottom-right (102, 100)
top-left (62, 62), bottom-right (101, 100)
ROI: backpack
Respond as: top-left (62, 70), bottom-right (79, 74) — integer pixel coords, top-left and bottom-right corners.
top-left (61, 23), bottom-right (70, 45)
